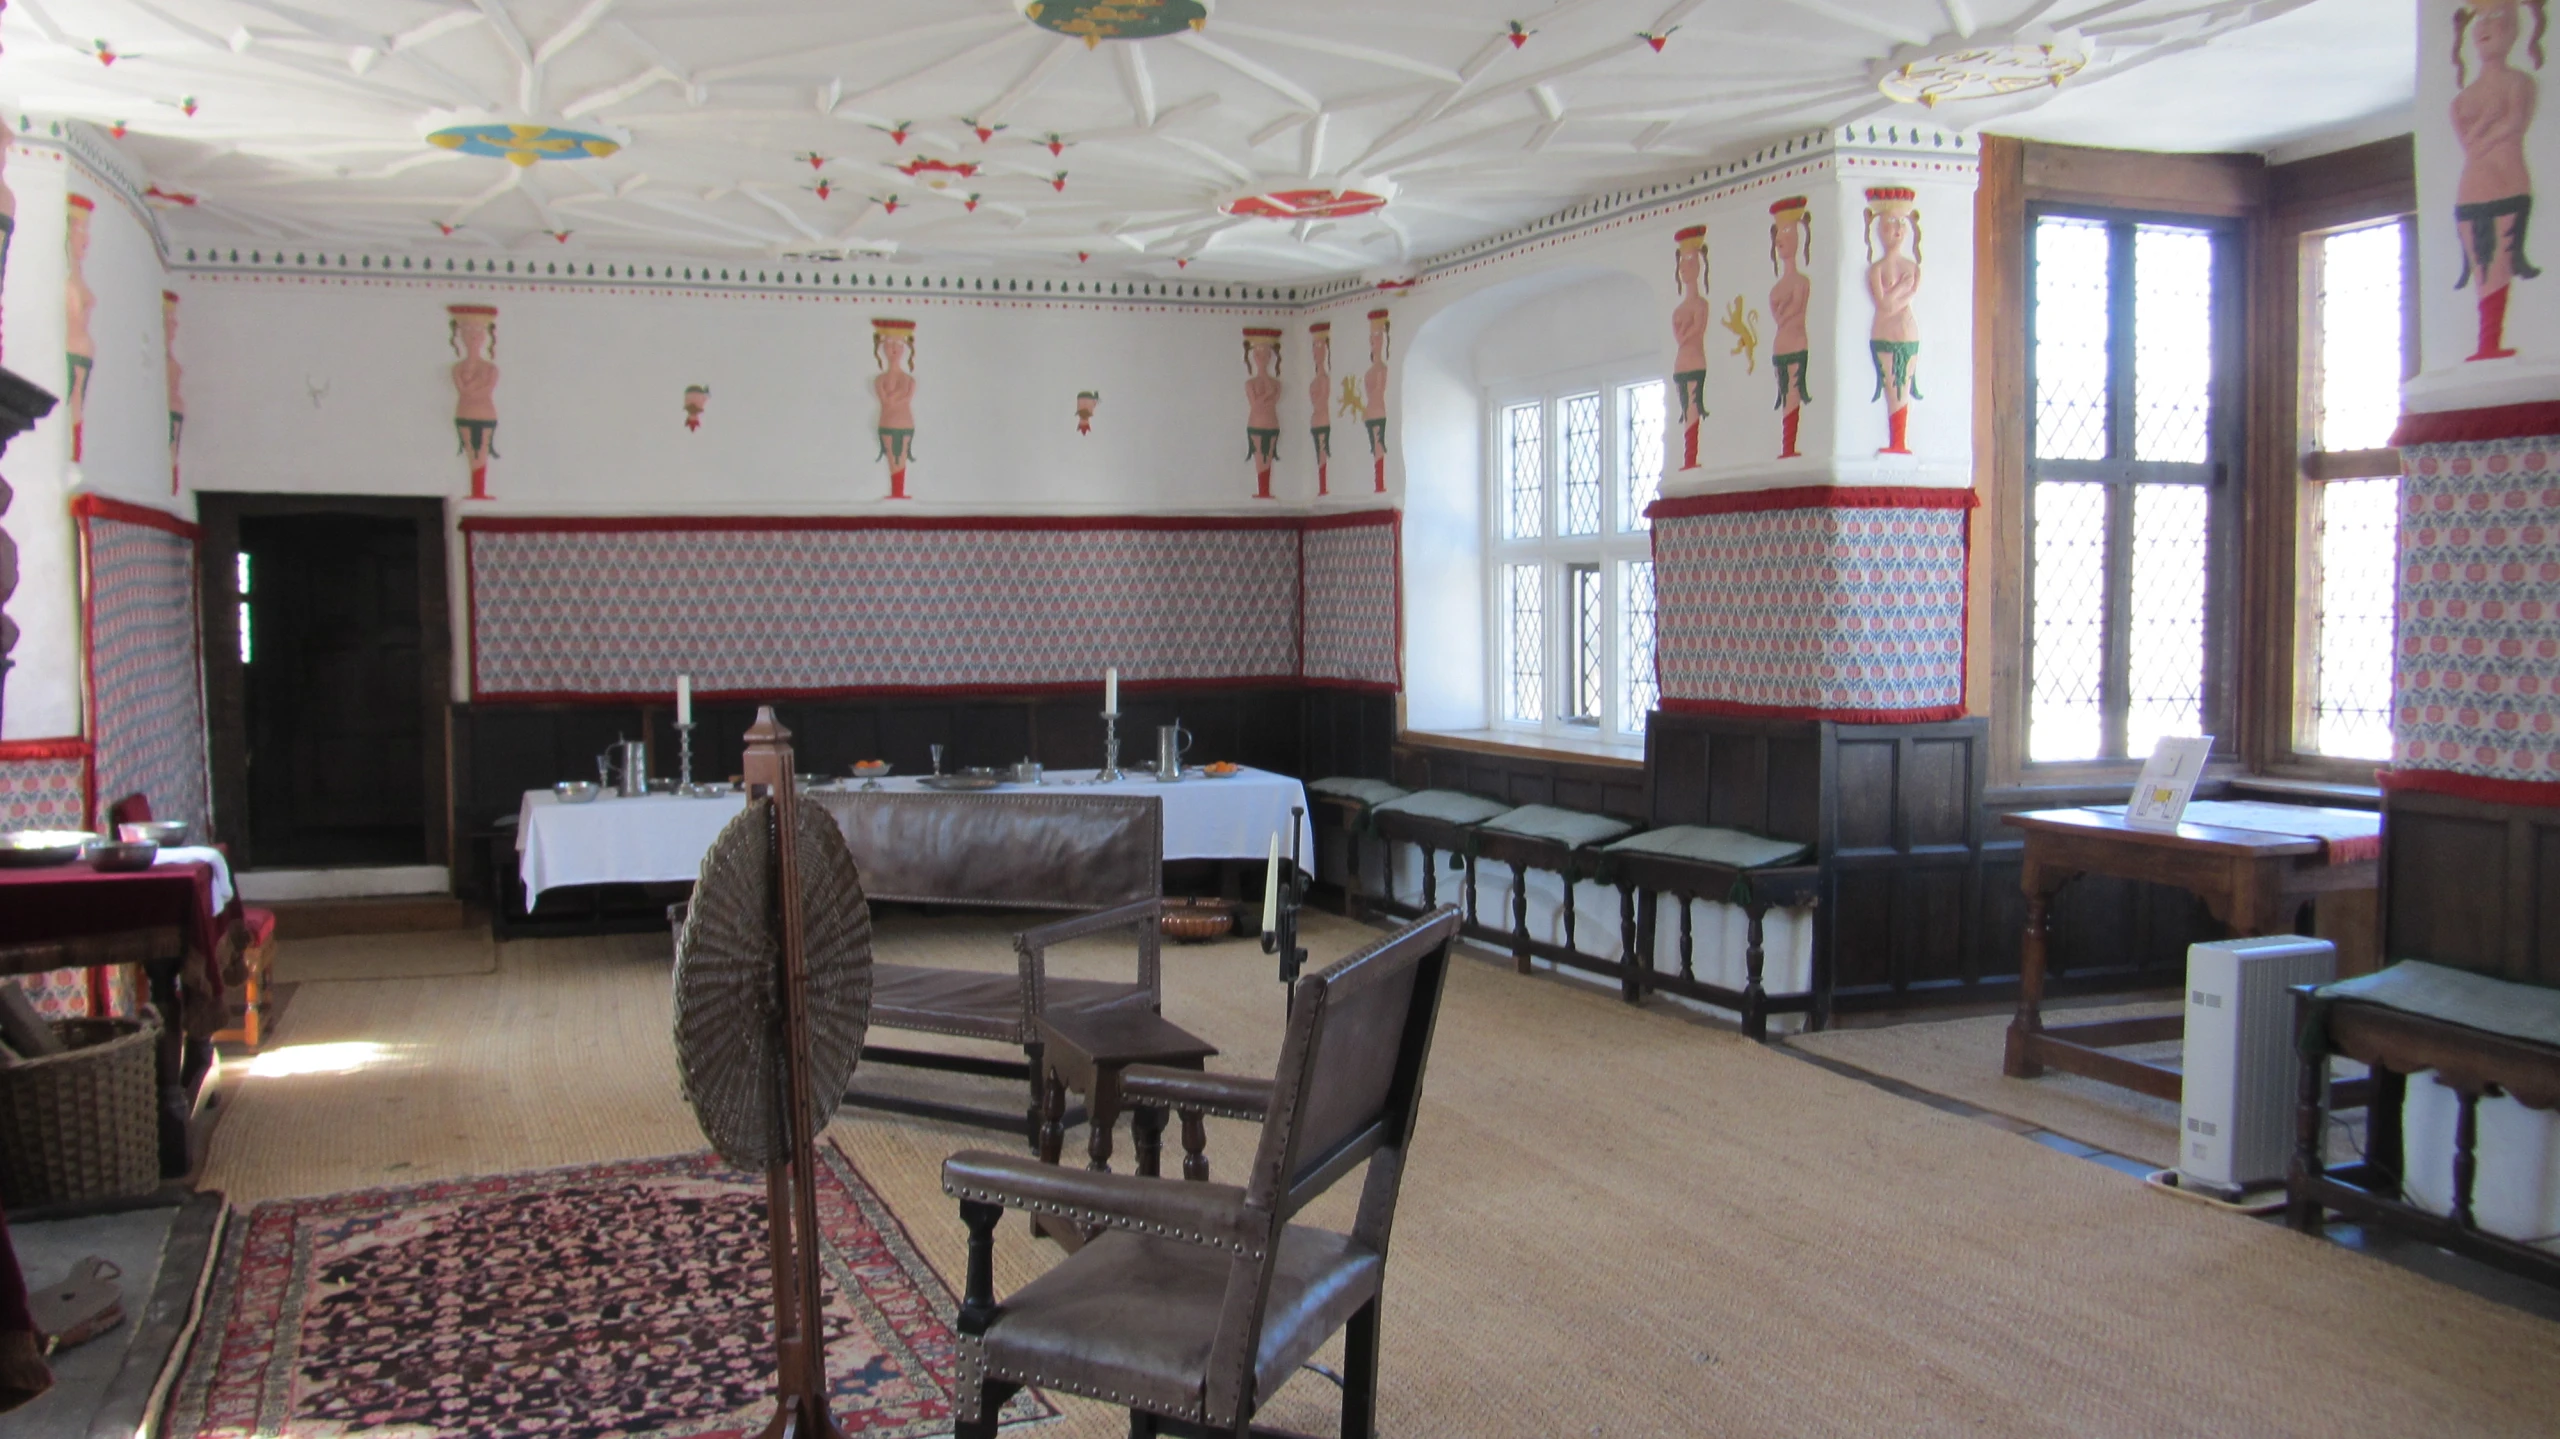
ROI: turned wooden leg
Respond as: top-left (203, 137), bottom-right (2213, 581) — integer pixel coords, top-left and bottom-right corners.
top-left (1617, 884), bottom-right (1641, 1004)
top-left (1677, 897), bottom-right (1695, 983)
top-left (1421, 845), bottom-right (1438, 908)
top-left (1741, 901), bottom-right (1769, 1043)
top-left (1511, 863), bottom-right (1532, 975)
top-left (2453, 1088), bottom-right (2482, 1230)
top-left (1132, 1104), bottom-right (1166, 1179)
top-left (958, 1198), bottom-right (1002, 1335)
top-left (2005, 868), bottom-right (2060, 1080)
top-left (1039, 1070), bottom-right (1066, 1167)
top-left (1562, 870), bottom-right (1579, 955)
top-left (1180, 1108), bottom-right (1210, 1182)
top-left (1344, 830), bottom-right (1365, 921)
top-left (1464, 853), bottom-right (1481, 933)
top-left (1024, 1038), bottom-right (1049, 1149)
top-left (2368, 1065), bottom-right (2407, 1198)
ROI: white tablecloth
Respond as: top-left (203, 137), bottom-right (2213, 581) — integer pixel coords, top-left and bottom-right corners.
top-left (515, 767), bottom-right (1315, 900)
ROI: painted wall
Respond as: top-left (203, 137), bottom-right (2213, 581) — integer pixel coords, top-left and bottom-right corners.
top-left (2407, 0), bottom-right (2560, 413)
top-left (1, 132), bottom-right (179, 743)
top-left (176, 280), bottom-right (1319, 515)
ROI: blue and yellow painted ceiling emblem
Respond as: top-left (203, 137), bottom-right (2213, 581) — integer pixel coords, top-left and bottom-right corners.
top-left (1021, 0), bottom-right (1208, 47)
top-left (427, 122), bottom-right (621, 167)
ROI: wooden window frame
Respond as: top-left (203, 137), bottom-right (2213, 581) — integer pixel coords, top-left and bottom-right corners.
top-left (2022, 204), bottom-right (2246, 769)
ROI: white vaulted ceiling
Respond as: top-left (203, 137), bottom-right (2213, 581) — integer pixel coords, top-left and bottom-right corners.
top-left (0, 0), bottom-right (2405, 280)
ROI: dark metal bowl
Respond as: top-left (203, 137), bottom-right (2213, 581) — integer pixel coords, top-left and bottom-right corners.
top-left (84, 839), bottom-right (159, 872)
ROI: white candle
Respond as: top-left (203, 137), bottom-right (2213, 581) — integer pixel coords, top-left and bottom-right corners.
top-left (676, 674), bottom-right (692, 726)
top-left (1262, 831), bottom-right (1281, 929)
top-left (1104, 666), bottom-right (1118, 715)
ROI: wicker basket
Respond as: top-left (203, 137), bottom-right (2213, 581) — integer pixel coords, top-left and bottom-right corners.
top-left (0, 1014), bottom-right (163, 1209)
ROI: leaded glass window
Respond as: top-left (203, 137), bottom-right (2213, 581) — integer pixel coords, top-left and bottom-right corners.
top-left (1503, 401), bottom-right (1544, 540)
top-left (2296, 217), bottom-right (2412, 763)
top-left (1489, 377), bottom-right (1657, 739)
top-left (2025, 208), bottom-right (2233, 764)
top-left (1560, 393), bottom-right (1602, 536)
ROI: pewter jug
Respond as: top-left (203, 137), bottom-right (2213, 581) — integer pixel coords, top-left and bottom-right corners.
top-left (1155, 721), bottom-right (1193, 780)
top-left (600, 738), bottom-right (650, 797)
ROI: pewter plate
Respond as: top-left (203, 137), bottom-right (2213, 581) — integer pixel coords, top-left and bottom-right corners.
top-left (917, 773), bottom-right (1004, 792)
top-left (0, 831), bottom-right (97, 867)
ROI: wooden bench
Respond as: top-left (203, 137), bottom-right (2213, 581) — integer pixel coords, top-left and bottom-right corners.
top-left (2287, 785), bottom-right (2560, 1289)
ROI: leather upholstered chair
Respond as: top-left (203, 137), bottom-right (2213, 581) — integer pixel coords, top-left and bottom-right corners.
top-left (941, 905), bottom-right (1461, 1439)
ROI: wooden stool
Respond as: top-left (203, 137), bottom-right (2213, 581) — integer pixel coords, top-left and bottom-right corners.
top-left (1031, 1009), bottom-right (1219, 1250)
top-left (213, 907), bottom-right (276, 1050)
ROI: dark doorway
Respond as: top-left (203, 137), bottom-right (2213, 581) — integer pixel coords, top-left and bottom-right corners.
top-left (197, 496), bottom-right (450, 872)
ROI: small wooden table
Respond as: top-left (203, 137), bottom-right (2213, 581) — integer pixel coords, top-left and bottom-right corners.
top-left (1032, 1009), bottom-right (1219, 1249)
top-left (2002, 805), bottom-right (2380, 1101)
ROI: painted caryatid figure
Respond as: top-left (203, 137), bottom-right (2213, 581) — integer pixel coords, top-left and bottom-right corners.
top-left (448, 304), bottom-right (499, 500)
top-left (64, 196), bottom-right (96, 463)
top-left (1864, 186), bottom-right (1923, 456)
top-left (2454, 0), bottom-right (2548, 361)
top-left (1307, 321), bottom-right (1333, 495)
top-left (684, 384), bottom-right (709, 431)
top-left (1671, 224), bottom-right (1709, 470)
top-left (1363, 308), bottom-right (1390, 492)
top-left (1076, 389), bottom-right (1099, 434)
top-left (163, 291), bottom-right (183, 493)
top-left (1768, 197), bottom-right (1814, 460)
top-left (872, 318), bottom-right (917, 499)
top-left (1244, 327), bottom-right (1283, 499)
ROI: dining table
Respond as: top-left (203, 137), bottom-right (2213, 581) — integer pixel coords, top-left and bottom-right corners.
top-left (515, 767), bottom-right (1317, 902)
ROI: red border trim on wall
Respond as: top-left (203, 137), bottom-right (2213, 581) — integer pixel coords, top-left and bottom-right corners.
top-left (2379, 766), bottom-right (2560, 808)
top-left (0, 738), bottom-right (91, 761)
top-left (1646, 485), bottom-right (1980, 521)
top-left (69, 493), bottom-right (202, 541)
top-left (2391, 401), bottom-right (2560, 448)
top-left (1661, 696), bottom-right (1969, 725)
top-left (482, 676), bottom-right (1315, 707)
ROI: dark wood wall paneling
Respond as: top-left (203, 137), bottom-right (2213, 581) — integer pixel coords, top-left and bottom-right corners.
top-left (2383, 788), bottom-right (2560, 989)
top-left (452, 685), bottom-right (1395, 901)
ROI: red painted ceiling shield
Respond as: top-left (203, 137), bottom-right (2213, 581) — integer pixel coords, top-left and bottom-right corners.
top-left (1222, 188), bottom-right (1387, 220)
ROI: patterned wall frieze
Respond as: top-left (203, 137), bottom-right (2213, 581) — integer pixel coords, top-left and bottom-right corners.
top-left (0, 740), bottom-right (91, 833)
top-left (1650, 486), bottom-right (1971, 722)
top-left (1298, 512), bottom-right (1400, 690)
top-left (75, 496), bottom-right (211, 833)
top-left (468, 516), bottom-right (1281, 700)
top-left (2388, 435), bottom-right (2560, 804)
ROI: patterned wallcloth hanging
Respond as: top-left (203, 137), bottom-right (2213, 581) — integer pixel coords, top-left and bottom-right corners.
top-left (464, 512), bottom-right (1402, 699)
top-left (0, 739), bottom-right (90, 833)
top-left (1300, 511), bottom-right (1400, 688)
top-left (1651, 486), bottom-right (1972, 722)
top-left (75, 495), bottom-right (210, 833)
top-left (2387, 429), bottom-right (2560, 803)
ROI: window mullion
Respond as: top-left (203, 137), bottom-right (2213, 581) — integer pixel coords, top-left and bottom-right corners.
top-left (2103, 222), bottom-right (2140, 757)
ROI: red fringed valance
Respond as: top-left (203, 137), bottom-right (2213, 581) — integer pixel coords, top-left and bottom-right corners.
top-left (2378, 766), bottom-right (2560, 809)
top-left (0, 737), bottom-right (90, 761)
top-left (1646, 485), bottom-right (1979, 521)
top-left (69, 493), bottom-right (200, 541)
top-left (1659, 696), bottom-right (1970, 725)
top-left (2391, 400), bottom-right (2560, 448)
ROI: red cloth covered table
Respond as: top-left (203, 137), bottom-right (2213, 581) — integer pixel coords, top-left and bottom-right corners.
top-left (0, 861), bottom-right (230, 1016)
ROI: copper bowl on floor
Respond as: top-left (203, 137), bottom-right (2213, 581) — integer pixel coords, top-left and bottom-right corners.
top-left (1160, 897), bottom-right (1237, 944)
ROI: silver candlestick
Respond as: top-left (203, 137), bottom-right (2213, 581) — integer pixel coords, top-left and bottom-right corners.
top-left (675, 722), bottom-right (696, 790)
top-left (1096, 711), bottom-right (1125, 783)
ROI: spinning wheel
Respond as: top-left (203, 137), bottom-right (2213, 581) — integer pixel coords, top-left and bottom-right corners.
top-left (670, 708), bottom-right (869, 1439)
top-left (675, 796), bottom-right (871, 1170)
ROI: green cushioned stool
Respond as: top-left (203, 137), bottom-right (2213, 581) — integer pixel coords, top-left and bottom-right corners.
top-left (1599, 824), bottom-right (1823, 1042)
top-left (1470, 805), bottom-right (1639, 974)
top-left (1369, 790), bottom-right (1513, 918)
top-left (1304, 777), bottom-right (1412, 919)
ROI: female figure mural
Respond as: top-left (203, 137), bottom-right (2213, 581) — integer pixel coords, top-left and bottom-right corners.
top-left (1307, 321), bottom-right (1332, 495)
top-left (1864, 187), bottom-right (1923, 456)
top-left (2453, 0), bottom-right (2547, 361)
top-left (1670, 224), bottom-right (1709, 469)
top-left (64, 197), bottom-right (95, 463)
top-left (1363, 309), bottom-right (1391, 492)
top-left (683, 384), bottom-right (709, 431)
top-left (1076, 390), bottom-right (1099, 434)
top-left (1768, 197), bottom-right (1814, 460)
top-left (873, 318), bottom-right (917, 499)
top-left (1244, 327), bottom-right (1283, 499)
top-left (448, 305), bottom-right (499, 500)
top-left (164, 292), bottom-right (183, 493)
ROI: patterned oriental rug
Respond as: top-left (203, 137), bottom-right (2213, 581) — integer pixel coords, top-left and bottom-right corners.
top-left (164, 1145), bottom-right (1050, 1438)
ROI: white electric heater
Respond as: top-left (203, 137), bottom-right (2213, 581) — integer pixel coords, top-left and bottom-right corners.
top-left (2178, 935), bottom-right (2338, 1199)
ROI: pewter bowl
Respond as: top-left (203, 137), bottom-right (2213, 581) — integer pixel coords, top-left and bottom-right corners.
top-left (0, 830), bottom-right (97, 867)
top-left (554, 781), bottom-right (602, 804)
top-left (118, 820), bottom-right (190, 846)
top-left (84, 839), bottom-right (158, 872)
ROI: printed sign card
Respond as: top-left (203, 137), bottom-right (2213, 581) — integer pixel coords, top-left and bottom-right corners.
top-left (2125, 735), bottom-right (2216, 831)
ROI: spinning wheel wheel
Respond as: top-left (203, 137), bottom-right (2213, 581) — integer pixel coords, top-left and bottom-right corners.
top-left (675, 797), bottom-right (872, 1170)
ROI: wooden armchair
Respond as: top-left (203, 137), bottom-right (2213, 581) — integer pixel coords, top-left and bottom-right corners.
top-left (941, 906), bottom-right (1461, 1439)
